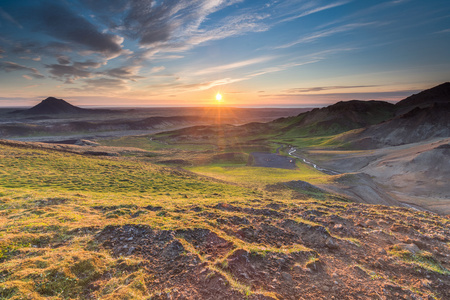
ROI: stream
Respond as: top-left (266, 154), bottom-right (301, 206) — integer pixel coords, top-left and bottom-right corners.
top-left (288, 147), bottom-right (340, 175)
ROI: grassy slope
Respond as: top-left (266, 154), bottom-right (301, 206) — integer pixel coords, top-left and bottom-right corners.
top-left (1, 143), bottom-right (449, 300)
top-left (0, 143), bottom-right (309, 299)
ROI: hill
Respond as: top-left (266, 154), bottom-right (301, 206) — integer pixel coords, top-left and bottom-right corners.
top-left (395, 82), bottom-right (450, 115)
top-left (278, 100), bottom-right (395, 137)
top-left (152, 100), bottom-right (396, 148)
top-left (15, 97), bottom-right (87, 115)
top-left (339, 102), bottom-right (450, 149)
top-left (0, 141), bottom-right (449, 299)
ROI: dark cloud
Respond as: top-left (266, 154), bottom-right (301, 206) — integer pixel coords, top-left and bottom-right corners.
top-left (57, 56), bottom-right (71, 65)
top-left (84, 77), bottom-right (127, 88)
top-left (80, 0), bottom-right (128, 14)
top-left (46, 42), bottom-right (74, 53)
top-left (64, 77), bottom-right (128, 92)
top-left (45, 63), bottom-right (92, 83)
top-left (0, 61), bottom-right (44, 78)
top-left (124, 1), bottom-right (176, 45)
top-left (45, 60), bottom-right (115, 84)
top-left (11, 41), bottom-right (41, 55)
top-left (9, 1), bottom-right (124, 58)
top-left (80, 0), bottom-right (254, 49)
top-left (73, 61), bottom-right (103, 69)
top-left (103, 66), bottom-right (143, 81)
top-left (285, 85), bottom-right (379, 93)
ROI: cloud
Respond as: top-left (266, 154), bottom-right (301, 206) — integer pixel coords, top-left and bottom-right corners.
top-left (82, 0), bottom-right (264, 59)
top-left (0, 61), bottom-right (45, 79)
top-left (103, 66), bottom-right (143, 81)
top-left (73, 61), bottom-right (104, 69)
top-left (45, 60), bottom-right (105, 83)
top-left (150, 66), bottom-right (166, 73)
top-left (278, 1), bottom-right (352, 23)
top-left (84, 77), bottom-right (128, 89)
top-left (284, 85), bottom-right (379, 93)
top-left (45, 63), bottom-right (92, 83)
top-left (258, 90), bottom-right (419, 103)
top-left (435, 28), bottom-right (450, 34)
top-left (28, 1), bottom-right (124, 58)
top-left (276, 22), bottom-right (378, 49)
top-left (19, 56), bottom-right (41, 61)
top-left (57, 56), bottom-right (71, 65)
top-left (247, 60), bottom-right (319, 78)
top-left (0, 7), bottom-right (23, 28)
top-left (176, 77), bottom-right (247, 92)
top-left (194, 56), bottom-right (273, 76)
top-left (63, 77), bottom-right (129, 93)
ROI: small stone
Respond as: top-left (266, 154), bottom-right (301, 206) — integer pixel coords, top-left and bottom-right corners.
top-left (325, 237), bottom-right (339, 249)
top-left (281, 272), bottom-right (293, 284)
top-left (334, 224), bottom-right (344, 230)
top-left (292, 265), bottom-right (303, 273)
top-left (397, 243), bottom-right (420, 254)
top-left (366, 220), bottom-right (378, 228)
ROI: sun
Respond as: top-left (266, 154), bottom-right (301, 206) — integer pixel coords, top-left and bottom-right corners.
top-left (215, 92), bottom-right (222, 102)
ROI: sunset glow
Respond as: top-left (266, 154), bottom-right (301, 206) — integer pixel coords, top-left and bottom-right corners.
top-left (216, 93), bottom-right (222, 102)
top-left (0, 1), bottom-right (449, 107)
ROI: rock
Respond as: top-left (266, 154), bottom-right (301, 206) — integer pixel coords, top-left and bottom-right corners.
top-left (397, 243), bottom-right (420, 255)
top-left (412, 240), bottom-right (428, 250)
top-left (281, 272), bottom-right (293, 284)
top-left (325, 237), bottom-right (339, 249)
top-left (366, 220), bottom-right (378, 228)
top-left (334, 224), bottom-right (344, 230)
top-left (306, 259), bottom-right (324, 272)
top-left (127, 246), bottom-right (135, 255)
top-left (292, 265), bottom-right (303, 273)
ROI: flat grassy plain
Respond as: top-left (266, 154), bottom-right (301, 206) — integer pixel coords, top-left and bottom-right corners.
top-left (187, 163), bottom-right (330, 189)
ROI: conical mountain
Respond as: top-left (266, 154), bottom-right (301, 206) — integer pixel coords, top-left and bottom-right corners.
top-left (22, 97), bottom-right (86, 115)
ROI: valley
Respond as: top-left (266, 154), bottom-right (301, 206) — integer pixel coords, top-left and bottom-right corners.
top-left (0, 83), bottom-right (449, 299)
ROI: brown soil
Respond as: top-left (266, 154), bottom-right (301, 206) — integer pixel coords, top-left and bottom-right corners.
top-left (94, 201), bottom-right (450, 299)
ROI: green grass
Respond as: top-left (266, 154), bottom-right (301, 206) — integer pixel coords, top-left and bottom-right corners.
top-left (100, 135), bottom-right (215, 151)
top-left (187, 162), bottom-right (331, 190)
top-left (0, 144), bottom-right (251, 198)
top-left (389, 246), bottom-right (450, 275)
top-left (0, 141), bottom-right (347, 299)
top-left (1, 138), bottom-right (448, 300)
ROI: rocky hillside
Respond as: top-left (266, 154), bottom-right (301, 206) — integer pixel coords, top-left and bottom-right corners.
top-left (340, 102), bottom-right (450, 149)
top-left (278, 100), bottom-right (395, 137)
top-left (395, 82), bottom-right (450, 116)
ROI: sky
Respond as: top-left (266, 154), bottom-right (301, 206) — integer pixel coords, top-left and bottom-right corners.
top-left (0, 0), bottom-right (449, 107)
